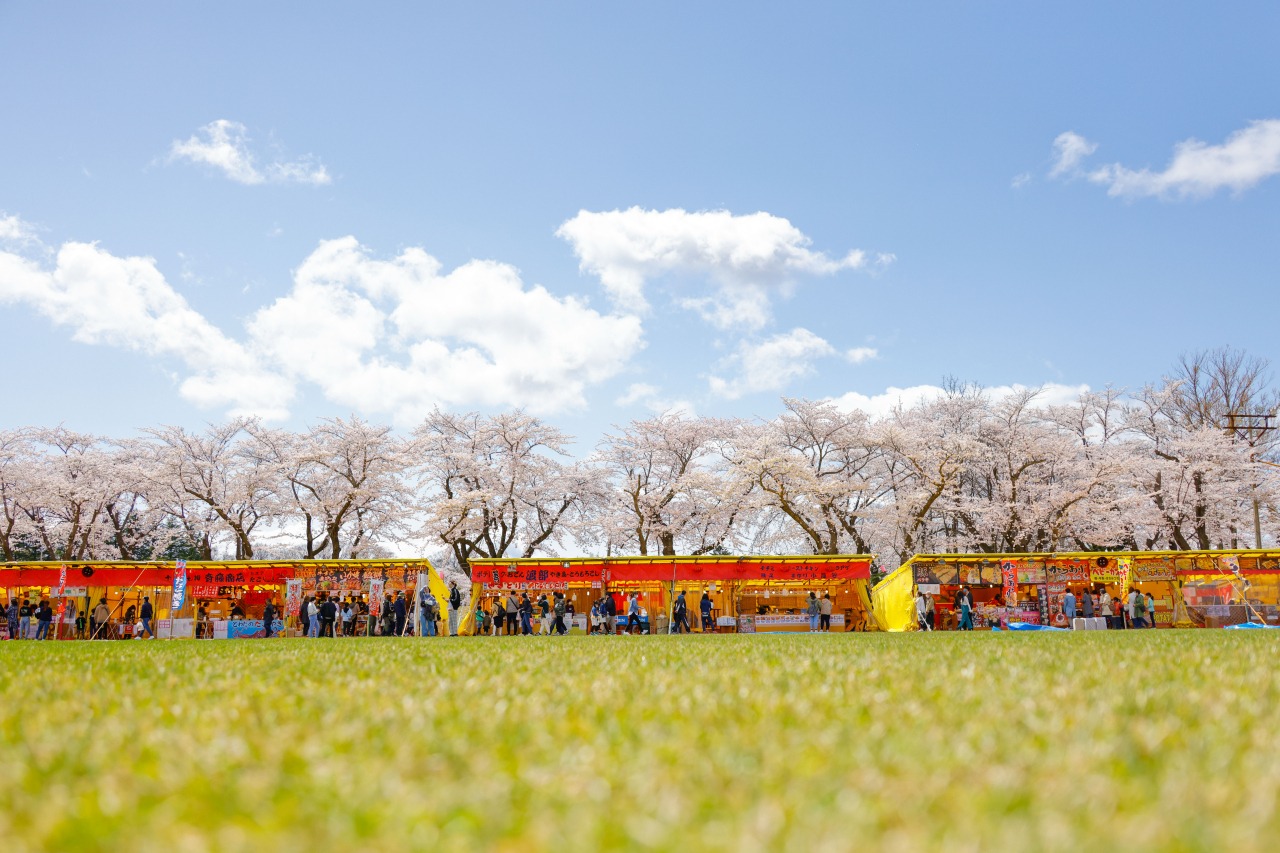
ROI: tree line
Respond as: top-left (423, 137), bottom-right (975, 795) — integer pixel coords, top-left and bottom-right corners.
top-left (1, 348), bottom-right (1275, 574)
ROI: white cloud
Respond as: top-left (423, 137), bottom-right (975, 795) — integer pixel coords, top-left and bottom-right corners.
top-left (709, 328), bottom-right (836, 399)
top-left (844, 346), bottom-right (878, 365)
top-left (829, 382), bottom-right (1091, 419)
top-left (1048, 131), bottom-right (1099, 178)
top-left (0, 241), bottom-right (294, 418)
top-left (1011, 172), bottom-right (1031, 189)
top-left (246, 237), bottom-right (644, 421)
top-left (614, 382), bottom-right (696, 416)
top-left (168, 120), bottom-right (331, 186)
top-left (556, 207), bottom-right (875, 330)
top-left (1086, 119), bottom-right (1280, 199)
top-left (0, 213), bottom-right (42, 251)
top-left (0, 230), bottom-right (644, 422)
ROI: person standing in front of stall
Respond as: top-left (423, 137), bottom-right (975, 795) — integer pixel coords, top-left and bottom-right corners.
top-left (519, 592), bottom-right (533, 635)
top-left (552, 591), bottom-right (568, 635)
top-left (18, 599), bottom-right (33, 640)
top-left (5, 598), bottom-right (18, 640)
top-left (320, 594), bottom-right (338, 637)
top-left (1144, 591), bottom-right (1156, 628)
top-left (33, 600), bottom-right (53, 640)
top-left (92, 597), bottom-right (110, 639)
top-left (504, 591), bottom-right (519, 636)
top-left (448, 582), bottom-right (462, 636)
top-left (1098, 588), bottom-right (1112, 629)
top-left (672, 590), bottom-right (690, 634)
top-left (819, 593), bottom-right (833, 632)
top-left (806, 592), bottom-right (821, 632)
top-left (1081, 587), bottom-right (1094, 623)
top-left (624, 592), bottom-right (643, 635)
top-left (915, 589), bottom-right (929, 631)
top-left (263, 598), bottom-right (277, 638)
top-left (393, 591), bottom-right (407, 636)
top-left (700, 593), bottom-right (714, 633)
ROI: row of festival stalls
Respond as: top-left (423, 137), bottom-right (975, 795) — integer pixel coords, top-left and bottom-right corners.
top-left (0, 559), bottom-right (451, 639)
top-left (871, 550), bottom-right (1280, 631)
top-left (461, 555), bottom-right (876, 634)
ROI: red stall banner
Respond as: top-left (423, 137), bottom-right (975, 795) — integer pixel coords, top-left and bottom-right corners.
top-left (1000, 560), bottom-right (1018, 603)
top-left (473, 557), bottom-right (872, 588)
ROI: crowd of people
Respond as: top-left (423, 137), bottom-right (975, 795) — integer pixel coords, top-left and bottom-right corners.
top-left (914, 584), bottom-right (1161, 631)
top-left (5, 594), bottom-right (160, 640)
top-left (293, 580), bottom-right (466, 638)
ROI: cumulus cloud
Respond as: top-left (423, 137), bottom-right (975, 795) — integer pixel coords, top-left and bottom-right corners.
top-left (249, 237), bottom-right (644, 421)
top-left (168, 120), bottom-right (331, 186)
top-left (1086, 119), bottom-right (1280, 199)
top-left (844, 346), bottom-right (878, 365)
top-left (829, 383), bottom-right (1091, 419)
top-left (0, 213), bottom-right (41, 251)
top-left (0, 242), bottom-right (294, 418)
top-left (1048, 131), bottom-right (1099, 178)
top-left (557, 207), bottom-right (875, 330)
top-left (614, 382), bottom-right (696, 416)
top-left (709, 328), bottom-right (836, 399)
top-left (0, 230), bottom-right (644, 422)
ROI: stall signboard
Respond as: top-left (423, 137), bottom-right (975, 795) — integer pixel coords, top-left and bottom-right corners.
top-left (1015, 561), bottom-right (1047, 584)
top-left (475, 557), bottom-right (872, 587)
top-left (1089, 560), bottom-right (1127, 584)
top-left (914, 561), bottom-right (1001, 586)
top-left (189, 583), bottom-right (219, 598)
top-left (1132, 558), bottom-right (1176, 582)
top-left (187, 567), bottom-right (288, 586)
top-left (1046, 561), bottom-right (1089, 583)
top-left (157, 618), bottom-right (196, 639)
top-left (224, 619), bottom-right (284, 639)
top-left (57, 586), bottom-right (87, 597)
top-left (739, 613), bottom-right (845, 632)
top-left (285, 580), bottom-right (303, 617)
top-left (737, 615), bottom-right (757, 634)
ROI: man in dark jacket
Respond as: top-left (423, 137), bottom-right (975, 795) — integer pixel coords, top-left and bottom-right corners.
top-left (263, 599), bottom-right (277, 638)
top-left (604, 594), bottom-right (618, 635)
top-left (139, 596), bottom-right (155, 638)
top-left (393, 592), bottom-right (407, 636)
top-left (672, 591), bottom-right (690, 634)
top-left (448, 582), bottom-right (463, 635)
top-left (319, 595), bottom-right (338, 637)
top-left (519, 593), bottom-right (533, 635)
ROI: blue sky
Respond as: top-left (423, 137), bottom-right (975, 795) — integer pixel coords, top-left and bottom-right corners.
top-left (2, 1), bottom-right (1278, 446)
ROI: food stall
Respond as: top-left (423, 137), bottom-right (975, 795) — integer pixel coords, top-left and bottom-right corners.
top-left (872, 550), bottom-right (1280, 630)
top-left (465, 555), bottom-right (876, 634)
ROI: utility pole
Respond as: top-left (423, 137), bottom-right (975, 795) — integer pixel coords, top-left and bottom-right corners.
top-left (1225, 413), bottom-right (1276, 549)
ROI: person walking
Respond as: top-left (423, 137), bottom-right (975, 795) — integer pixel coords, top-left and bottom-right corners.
top-left (954, 585), bottom-right (973, 631)
top-left (672, 591), bottom-right (690, 634)
top-left (448, 582), bottom-right (462, 636)
top-left (819, 593), bottom-right (834, 632)
top-left (263, 599), bottom-right (277, 638)
top-left (624, 592), bottom-right (643, 635)
top-left (1144, 592), bottom-right (1156, 628)
top-left (6, 598), bottom-right (18, 641)
top-left (519, 593), bottom-right (533, 635)
top-left (138, 596), bottom-right (155, 639)
top-left (537, 594), bottom-right (552, 635)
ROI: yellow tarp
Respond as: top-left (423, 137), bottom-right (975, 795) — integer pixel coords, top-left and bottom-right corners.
top-left (872, 564), bottom-right (916, 632)
top-left (456, 582), bottom-right (483, 636)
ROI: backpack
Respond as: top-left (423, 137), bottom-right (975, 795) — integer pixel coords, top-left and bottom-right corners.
top-left (554, 597), bottom-right (566, 616)
top-left (1134, 595), bottom-right (1146, 615)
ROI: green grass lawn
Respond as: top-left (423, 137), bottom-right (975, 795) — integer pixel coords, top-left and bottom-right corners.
top-left (2, 632), bottom-right (1279, 852)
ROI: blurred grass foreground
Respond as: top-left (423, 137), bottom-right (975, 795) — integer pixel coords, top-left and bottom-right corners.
top-left (2, 632), bottom-right (1279, 852)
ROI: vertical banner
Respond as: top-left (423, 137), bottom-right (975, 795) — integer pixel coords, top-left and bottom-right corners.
top-left (369, 579), bottom-right (385, 634)
top-left (1000, 560), bottom-right (1018, 605)
top-left (54, 565), bottom-right (68, 638)
top-left (285, 580), bottom-right (303, 617)
top-left (170, 560), bottom-right (188, 614)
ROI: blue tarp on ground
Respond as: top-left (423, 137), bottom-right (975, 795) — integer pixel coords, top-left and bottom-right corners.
top-left (1224, 622), bottom-right (1280, 630)
top-left (1007, 621), bottom-right (1069, 631)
